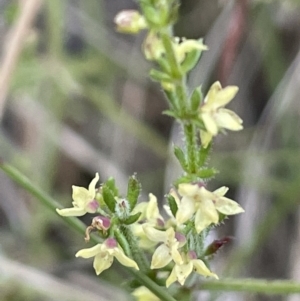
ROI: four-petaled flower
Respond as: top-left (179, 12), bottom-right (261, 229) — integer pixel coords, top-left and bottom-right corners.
top-left (166, 251), bottom-right (218, 287)
top-left (199, 81), bottom-right (243, 148)
top-left (143, 226), bottom-right (186, 269)
top-left (75, 238), bottom-right (139, 275)
top-left (56, 173), bottom-right (100, 217)
top-left (176, 183), bottom-right (244, 233)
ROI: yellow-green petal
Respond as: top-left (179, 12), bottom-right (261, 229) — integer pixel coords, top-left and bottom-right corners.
top-left (215, 197), bottom-right (245, 215)
top-left (200, 130), bottom-right (213, 148)
top-left (113, 248), bottom-right (139, 270)
top-left (143, 225), bottom-right (167, 242)
top-left (176, 195), bottom-right (195, 224)
top-left (75, 244), bottom-right (103, 258)
top-left (88, 172), bottom-right (100, 195)
top-left (214, 86), bottom-right (238, 108)
top-left (195, 201), bottom-right (218, 233)
top-left (201, 112), bottom-right (218, 136)
top-left (215, 108), bottom-right (243, 131)
top-left (132, 286), bottom-right (161, 301)
top-left (151, 244), bottom-right (172, 269)
top-left (192, 259), bottom-right (218, 279)
top-left (178, 183), bottom-right (199, 197)
top-left (56, 207), bottom-right (86, 217)
top-left (166, 266), bottom-right (178, 288)
top-left (94, 253), bottom-right (113, 275)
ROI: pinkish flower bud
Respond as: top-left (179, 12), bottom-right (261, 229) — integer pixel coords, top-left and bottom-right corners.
top-left (175, 232), bottom-right (186, 244)
top-left (188, 250), bottom-right (198, 260)
top-left (204, 236), bottom-right (233, 256)
top-left (105, 238), bottom-right (118, 249)
top-left (92, 216), bottom-right (111, 231)
top-left (114, 10), bottom-right (147, 34)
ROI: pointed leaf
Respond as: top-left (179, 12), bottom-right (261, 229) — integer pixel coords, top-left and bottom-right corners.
top-left (105, 177), bottom-right (119, 196)
top-left (197, 168), bottom-right (218, 179)
top-left (173, 145), bottom-right (188, 171)
top-left (149, 69), bottom-right (173, 83)
top-left (122, 212), bottom-right (142, 225)
top-left (167, 194), bottom-right (178, 217)
top-left (102, 185), bottom-right (116, 213)
top-left (126, 175), bottom-right (141, 211)
top-left (190, 86), bottom-right (203, 111)
top-left (198, 143), bottom-right (212, 167)
top-left (162, 110), bottom-right (178, 118)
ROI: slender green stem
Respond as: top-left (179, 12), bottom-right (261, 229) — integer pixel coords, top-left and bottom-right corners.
top-left (128, 269), bottom-right (178, 301)
top-left (114, 227), bottom-right (132, 257)
top-left (121, 225), bottom-right (150, 274)
top-left (199, 278), bottom-right (300, 295)
top-left (183, 122), bottom-right (197, 174)
top-left (0, 161), bottom-right (86, 235)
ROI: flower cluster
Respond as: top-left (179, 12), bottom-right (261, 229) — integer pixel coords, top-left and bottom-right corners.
top-left (56, 176), bottom-right (243, 289)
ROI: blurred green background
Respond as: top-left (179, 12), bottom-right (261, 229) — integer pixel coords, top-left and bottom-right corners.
top-left (1, 0), bottom-right (300, 300)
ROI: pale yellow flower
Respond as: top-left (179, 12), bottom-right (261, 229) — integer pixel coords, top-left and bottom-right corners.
top-left (200, 81), bottom-right (243, 147)
top-left (166, 251), bottom-right (218, 287)
top-left (132, 194), bottom-right (165, 249)
top-left (176, 183), bottom-right (244, 233)
top-left (174, 38), bottom-right (208, 63)
top-left (75, 238), bottom-right (139, 275)
top-left (143, 226), bottom-right (185, 269)
top-left (132, 286), bottom-right (161, 301)
top-left (56, 173), bottom-right (100, 217)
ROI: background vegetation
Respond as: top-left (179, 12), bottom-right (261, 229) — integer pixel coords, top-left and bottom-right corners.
top-left (1, 0), bottom-right (300, 300)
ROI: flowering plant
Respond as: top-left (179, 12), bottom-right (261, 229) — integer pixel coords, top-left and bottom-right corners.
top-left (55, 1), bottom-right (245, 300)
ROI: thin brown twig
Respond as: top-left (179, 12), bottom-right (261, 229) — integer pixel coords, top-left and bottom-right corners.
top-left (0, 0), bottom-right (43, 120)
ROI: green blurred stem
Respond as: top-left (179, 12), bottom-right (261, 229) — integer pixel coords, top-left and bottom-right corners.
top-left (200, 278), bottom-right (300, 295)
top-left (0, 161), bottom-right (176, 301)
top-left (0, 161), bottom-right (86, 234)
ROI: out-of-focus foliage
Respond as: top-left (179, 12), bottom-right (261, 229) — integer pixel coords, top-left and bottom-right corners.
top-left (0, 0), bottom-right (300, 300)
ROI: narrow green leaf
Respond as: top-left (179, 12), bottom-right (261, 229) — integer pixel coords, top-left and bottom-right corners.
top-left (102, 185), bottom-right (116, 213)
top-left (122, 212), bottom-right (142, 225)
top-left (162, 110), bottom-right (178, 118)
top-left (149, 69), bottom-right (173, 83)
top-left (167, 194), bottom-right (178, 217)
top-left (163, 89), bottom-right (179, 111)
top-left (127, 175), bottom-right (141, 211)
top-left (197, 168), bottom-right (218, 179)
top-left (198, 143), bottom-right (212, 167)
top-left (105, 177), bottom-right (119, 196)
top-left (190, 86), bottom-right (203, 111)
top-left (173, 145), bottom-right (188, 171)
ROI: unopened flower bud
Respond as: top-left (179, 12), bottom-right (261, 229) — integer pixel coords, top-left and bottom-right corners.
top-left (105, 237), bottom-right (118, 249)
top-left (204, 236), bottom-right (233, 256)
top-left (92, 216), bottom-right (111, 231)
top-left (143, 31), bottom-right (164, 61)
top-left (114, 10), bottom-right (147, 34)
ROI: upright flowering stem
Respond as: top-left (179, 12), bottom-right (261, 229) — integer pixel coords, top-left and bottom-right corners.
top-left (120, 225), bottom-right (150, 273)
